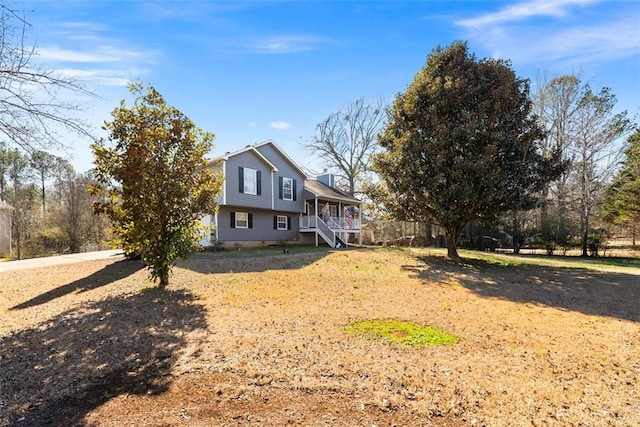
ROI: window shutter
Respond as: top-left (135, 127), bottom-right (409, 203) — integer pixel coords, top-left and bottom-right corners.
top-left (287, 216), bottom-right (292, 230)
top-left (292, 179), bottom-right (297, 201)
top-left (248, 213), bottom-right (253, 229)
top-left (238, 168), bottom-right (244, 193)
top-left (278, 176), bottom-right (283, 200)
top-left (273, 215), bottom-right (277, 230)
top-left (230, 212), bottom-right (236, 228)
top-left (257, 170), bottom-right (262, 195)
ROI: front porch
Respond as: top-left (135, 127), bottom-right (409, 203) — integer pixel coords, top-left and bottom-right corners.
top-left (299, 214), bottom-right (360, 248)
top-left (302, 175), bottom-right (362, 247)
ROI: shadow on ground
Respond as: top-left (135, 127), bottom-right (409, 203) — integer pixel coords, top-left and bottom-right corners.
top-left (407, 255), bottom-right (639, 322)
top-left (179, 247), bottom-right (337, 274)
top-left (10, 259), bottom-right (144, 310)
top-left (0, 288), bottom-right (207, 426)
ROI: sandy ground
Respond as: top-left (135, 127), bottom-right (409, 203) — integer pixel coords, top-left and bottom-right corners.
top-left (0, 247), bottom-right (638, 426)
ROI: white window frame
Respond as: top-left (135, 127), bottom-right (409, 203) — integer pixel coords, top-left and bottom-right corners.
top-left (235, 212), bottom-right (249, 229)
top-left (243, 168), bottom-right (257, 195)
top-left (276, 215), bottom-right (288, 230)
top-left (329, 205), bottom-right (337, 218)
top-left (282, 177), bottom-right (293, 201)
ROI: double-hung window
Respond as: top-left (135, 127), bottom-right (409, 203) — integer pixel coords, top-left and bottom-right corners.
top-left (273, 215), bottom-right (291, 230)
top-left (231, 211), bottom-right (252, 228)
top-left (278, 176), bottom-right (296, 201)
top-left (235, 212), bottom-right (249, 228)
top-left (282, 177), bottom-right (293, 201)
top-left (243, 168), bottom-right (257, 195)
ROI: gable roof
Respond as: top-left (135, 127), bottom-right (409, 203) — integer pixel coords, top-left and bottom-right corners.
top-left (305, 180), bottom-right (361, 204)
top-left (207, 144), bottom-right (278, 171)
top-left (253, 139), bottom-right (307, 178)
top-left (206, 140), bottom-right (307, 178)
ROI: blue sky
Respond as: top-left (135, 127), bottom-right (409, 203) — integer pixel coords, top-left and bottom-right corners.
top-left (21, 0), bottom-right (640, 174)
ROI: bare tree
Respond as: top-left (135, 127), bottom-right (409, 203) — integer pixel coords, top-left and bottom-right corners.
top-left (308, 98), bottom-right (386, 195)
top-left (533, 74), bottom-right (582, 252)
top-left (4, 148), bottom-right (36, 259)
top-left (534, 74), bottom-right (632, 255)
top-left (571, 86), bottom-right (631, 256)
top-left (30, 150), bottom-right (59, 216)
top-left (50, 164), bottom-right (103, 253)
top-left (1, 4), bottom-right (92, 152)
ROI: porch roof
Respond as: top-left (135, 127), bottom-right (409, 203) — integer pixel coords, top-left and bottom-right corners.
top-left (304, 180), bottom-right (361, 205)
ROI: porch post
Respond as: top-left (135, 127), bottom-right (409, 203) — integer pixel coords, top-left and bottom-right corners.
top-left (358, 206), bottom-right (362, 245)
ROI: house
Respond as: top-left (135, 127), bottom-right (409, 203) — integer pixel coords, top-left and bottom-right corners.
top-left (199, 140), bottom-right (361, 248)
top-left (0, 200), bottom-right (12, 257)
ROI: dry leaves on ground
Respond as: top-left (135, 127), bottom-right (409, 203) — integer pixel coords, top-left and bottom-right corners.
top-left (0, 247), bottom-right (638, 426)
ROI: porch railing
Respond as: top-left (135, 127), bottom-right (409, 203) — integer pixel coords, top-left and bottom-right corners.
top-left (299, 215), bottom-right (360, 230)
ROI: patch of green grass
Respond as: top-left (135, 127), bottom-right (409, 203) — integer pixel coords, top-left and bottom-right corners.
top-left (345, 319), bottom-right (459, 347)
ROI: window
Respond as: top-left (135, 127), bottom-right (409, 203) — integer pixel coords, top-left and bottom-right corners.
top-left (231, 212), bottom-right (252, 229)
top-left (243, 168), bottom-right (256, 195)
top-left (235, 212), bottom-right (248, 228)
top-left (239, 167), bottom-right (261, 195)
top-left (329, 205), bottom-right (337, 218)
top-left (273, 215), bottom-right (291, 230)
top-left (278, 176), bottom-right (297, 201)
top-left (282, 177), bottom-right (293, 201)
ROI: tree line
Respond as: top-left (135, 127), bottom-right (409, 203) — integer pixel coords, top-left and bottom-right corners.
top-left (308, 42), bottom-right (637, 258)
top-left (2, 0), bottom-right (638, 288)
top-left (0, 144), bottom-right (110, 259)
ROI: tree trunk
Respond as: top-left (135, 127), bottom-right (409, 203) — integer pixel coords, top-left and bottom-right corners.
top-left (512, 209), bottom-right (521, 254)
top-left (159, 266), bottom-right (169, 289)
top-left (445, 226), bottom-right (460, 259)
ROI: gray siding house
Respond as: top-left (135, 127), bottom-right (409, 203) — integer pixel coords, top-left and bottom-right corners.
top-left (199, 140), bottom-right (361, 248)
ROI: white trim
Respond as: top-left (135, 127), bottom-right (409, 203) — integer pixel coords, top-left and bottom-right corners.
top-left (222, 161), bottom-right (227, 205)
top-left (243, 167), bottom-right (257, 195)
top-left (215, 211), bottom-right (219, 241)
top-left (282, 177), bottom-right (293, 201)
top-left (276, 215), bottom-right (288, 230)
top-left (235, 212), bottom-right (249, 229)
top-left (253, 139), bottom-right (307, 178)
top-left (208, 145), bottom-right (279, 172)
top-left (271, 170), bottom-right (275, 210)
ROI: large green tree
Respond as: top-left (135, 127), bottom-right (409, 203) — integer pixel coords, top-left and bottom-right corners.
top-left (90, 83), bottom-right (223, 288)
top-left (602, 129), bottom-right (640, 245)
top-left (372, 42), bottom-right (560, 258)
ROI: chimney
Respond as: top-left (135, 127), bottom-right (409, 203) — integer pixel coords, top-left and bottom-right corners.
top-left (317, 173), bottom-right (335, 187)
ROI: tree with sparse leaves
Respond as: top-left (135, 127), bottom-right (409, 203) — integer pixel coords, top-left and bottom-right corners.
top-left (1, 4), bottom-right (91, 152)
top-left (308, 98), bottom-right (386, 196)
top-left (90, 83), bottom-right (223, 288)
top-left (372, 42), bottom-right (561, 259)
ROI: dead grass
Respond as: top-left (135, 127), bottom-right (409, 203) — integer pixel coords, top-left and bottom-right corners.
top-left (1, 247), bottom-right (638, 426)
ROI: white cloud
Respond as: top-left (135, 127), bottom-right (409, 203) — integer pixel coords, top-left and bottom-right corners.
top-left (54, 68), bottom-right (133, 87)
top-left (456, 0), bottom-right (598, 29)
top-left (253, 35), bottom-right (328, 54)
top-left (269, 121), bottom-right (291, 130)
top-left (36, 21), bottom-right (163, 88)
top-left (40, 45), bottom-right (161, 64)
top-left (248, 121), bottom-right (258, 128)
top-left (454, 0), bottom-right (640, 67)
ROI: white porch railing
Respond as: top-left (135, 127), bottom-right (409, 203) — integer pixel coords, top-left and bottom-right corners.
top-left (299, 215), bottom-right (360, 230)
top-left (299, 215), bottom-right (350, 247)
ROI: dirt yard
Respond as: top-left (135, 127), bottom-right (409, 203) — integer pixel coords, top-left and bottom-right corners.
top-left (1, 247), bottom-right (638, 426)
